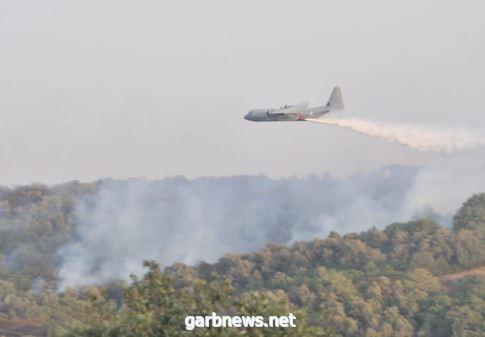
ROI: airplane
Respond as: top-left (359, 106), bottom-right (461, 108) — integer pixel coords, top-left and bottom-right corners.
top-left (244, 87), bottom-right (343, 122)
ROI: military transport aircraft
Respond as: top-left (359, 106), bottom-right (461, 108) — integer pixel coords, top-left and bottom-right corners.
top-left (244, 87), bottom-right (343, 122)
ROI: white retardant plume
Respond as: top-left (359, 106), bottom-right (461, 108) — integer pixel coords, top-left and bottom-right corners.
top-left (306, 118), bottom-right (485, 153)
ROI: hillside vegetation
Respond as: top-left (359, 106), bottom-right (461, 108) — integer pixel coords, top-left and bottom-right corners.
top-left (0, 183), bottom-right (484, 336)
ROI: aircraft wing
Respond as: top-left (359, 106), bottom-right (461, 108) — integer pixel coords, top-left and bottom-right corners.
top-left (267, 102), bottom-right (309, 116)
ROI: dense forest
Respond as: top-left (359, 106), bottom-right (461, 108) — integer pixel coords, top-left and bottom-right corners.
top-left (0, 181), bottom-right (484, 336)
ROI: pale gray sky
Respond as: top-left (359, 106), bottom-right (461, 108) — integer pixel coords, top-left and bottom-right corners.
top-left (1, 0), bottom-right (485, 185)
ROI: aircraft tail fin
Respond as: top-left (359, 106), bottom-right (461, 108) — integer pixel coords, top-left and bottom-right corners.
top-left (327, 87), bottom-right (344, 110)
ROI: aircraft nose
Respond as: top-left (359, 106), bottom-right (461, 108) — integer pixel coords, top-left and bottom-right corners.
top-left (244, 112), bottom-right (251, 120)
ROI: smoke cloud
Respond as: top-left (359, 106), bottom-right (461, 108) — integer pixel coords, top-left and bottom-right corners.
top-left (306, 118), bottom-right (485, 153)
top-left (57, 154), bottom-right (485, 288)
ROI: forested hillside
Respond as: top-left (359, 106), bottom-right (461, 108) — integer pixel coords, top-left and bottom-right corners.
top-left (0, 183), bottom-right (483, 336)
top-left (1, 168), bottom-right (420, 290)
top-left (0, 182), bottom-right (99, 290)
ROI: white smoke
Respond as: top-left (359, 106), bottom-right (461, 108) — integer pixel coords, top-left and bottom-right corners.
top-left (306, 117), bottom-right (485, 153)
top-left (58, 167), bottom-right (416, 288)
top-left (399, 150), bottom-right (485, 219)
top-left (57, 154), bottom-right (485, 288)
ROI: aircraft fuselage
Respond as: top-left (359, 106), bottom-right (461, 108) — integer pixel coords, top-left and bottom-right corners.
top-left (244, 105), bottom-right (330, 122)
top-left (244, 87), bottom-right (344, 122)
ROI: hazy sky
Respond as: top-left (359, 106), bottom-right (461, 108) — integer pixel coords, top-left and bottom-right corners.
top-left (1, 0), bottom-right (485, 185)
